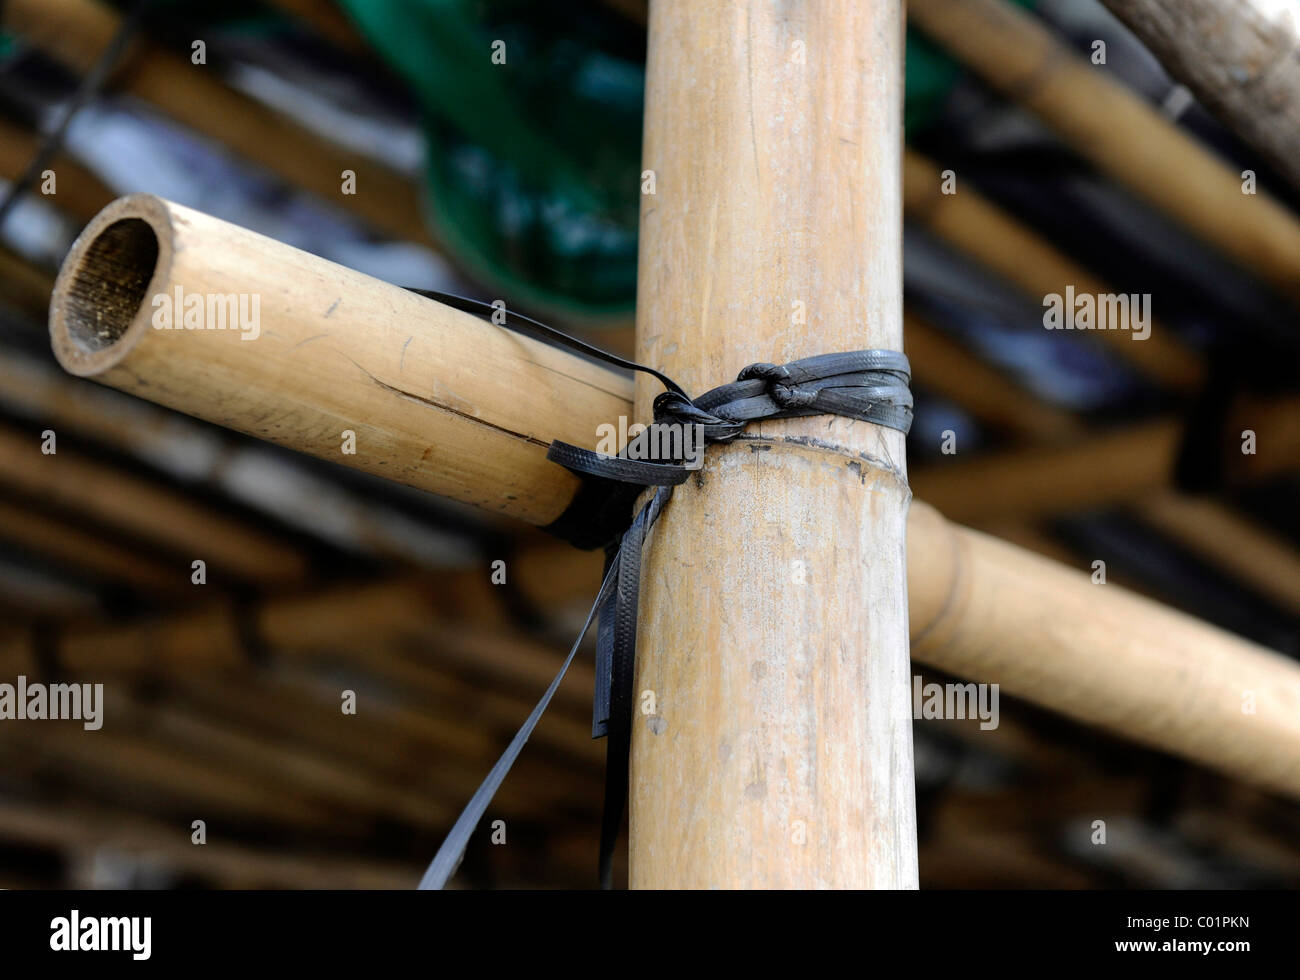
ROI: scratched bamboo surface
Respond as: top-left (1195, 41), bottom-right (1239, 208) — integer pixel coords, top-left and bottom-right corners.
top-left (626, 0), bottom-right (918, 888)
top-left (47, 190), bottom-right (1300, 807)
top-left (49, 194), bottom-right (629, 526)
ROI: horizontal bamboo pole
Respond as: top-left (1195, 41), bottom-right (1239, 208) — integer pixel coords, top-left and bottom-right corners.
top-left (908, 0), bottom-right (1300, 305)
top-left (56, 196), bottom-right (1252, 538)
top-left (50, 196), bottom-right (1300, 800)
top-left (906, 500), bottom-right (1300, 799)
top-left (49, 194), bottom-right (628, 526)
top-left (1099, 0), bottom-right (1300, 193)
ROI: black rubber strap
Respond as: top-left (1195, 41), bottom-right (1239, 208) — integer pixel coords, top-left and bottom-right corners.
top-left (418, 557), bottom-right (621, 890)
top-left (409, 290), bottom-right (912, 888)
top-left (595, 485), bottom-right (670, 888)
top-left (405, 289), bottom-right (686, 397)
top-left (553, 352), bottom-right (912, 884)
top-left (548, 349), bottom-right (913, 492)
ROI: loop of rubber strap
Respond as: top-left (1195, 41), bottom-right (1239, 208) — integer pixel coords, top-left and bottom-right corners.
top-left (418, 557), bottom-right (620, 890)
top-left (408, 289), bottom-right (912, 889)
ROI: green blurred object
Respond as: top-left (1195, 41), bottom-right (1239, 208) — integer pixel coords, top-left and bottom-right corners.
top-left (335, 0), bottom-right (644, 318)
top-left (905, 32), bottom-right (963, 134)
top-left (7, 1), bottom-right (1032, 317)
top-left (331, 0), bottom-right (983, 318)
top-left (332, 1), bottom-right (1048, 317)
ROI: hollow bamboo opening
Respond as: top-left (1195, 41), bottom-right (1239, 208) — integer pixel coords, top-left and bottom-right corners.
top-left (63, 218), bottom-right (158, 353)
top-left (50, 194), bottom-right (171, 377)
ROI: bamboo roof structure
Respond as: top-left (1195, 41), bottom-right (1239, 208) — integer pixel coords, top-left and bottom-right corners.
top-left (0, 0), bottom-right (1296, 891)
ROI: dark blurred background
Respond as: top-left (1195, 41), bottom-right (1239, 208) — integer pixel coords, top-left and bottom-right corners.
top-left (0, 0), bottom-right (1297, 888)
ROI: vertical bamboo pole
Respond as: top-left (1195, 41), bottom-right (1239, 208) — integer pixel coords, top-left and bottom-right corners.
top-left (629, 2), bottom-right (916, 888)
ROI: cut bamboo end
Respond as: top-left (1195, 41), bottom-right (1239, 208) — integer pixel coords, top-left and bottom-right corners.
top-left (48, 194), bottom-right (632, 526)
top-left (47, 194), bottom-right (1300, 814)
top-left (51, 194), bottom-right (170, 377)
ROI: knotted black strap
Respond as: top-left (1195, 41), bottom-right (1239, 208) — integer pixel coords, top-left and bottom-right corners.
top-left (547, 349), bottom-right (913, 492)
top-left (410, 290), bottom-right (912, 889)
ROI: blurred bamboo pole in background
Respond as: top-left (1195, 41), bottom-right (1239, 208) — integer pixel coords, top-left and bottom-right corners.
top-left (1100, 0), bottom-right (1300, 193)
top-left (908, 0), bottom-right (1300, 305)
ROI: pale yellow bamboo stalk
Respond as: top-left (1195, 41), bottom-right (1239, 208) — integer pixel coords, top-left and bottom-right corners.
top-left (908, 0), bottom-right (1300, 305)
top-left (49, 194), bottom-right (629, 526)
top-left (907, 500), bottom-right (1300, 800)
top-left (627, 0), bottom-right (917, 888)
top-left (49, 194), bottom-right (1300, 806)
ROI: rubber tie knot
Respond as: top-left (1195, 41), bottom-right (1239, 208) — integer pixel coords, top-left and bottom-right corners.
top-left (739, 361), bottom-right (818, 409)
